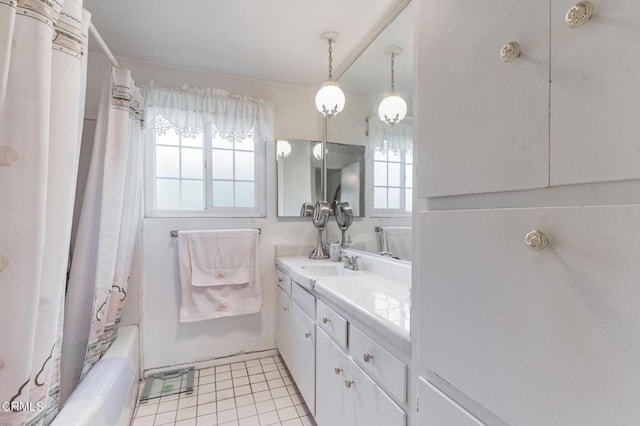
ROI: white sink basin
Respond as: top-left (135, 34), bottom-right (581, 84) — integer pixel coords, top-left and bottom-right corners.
top-left (299, 264), bottom-right (353, 277)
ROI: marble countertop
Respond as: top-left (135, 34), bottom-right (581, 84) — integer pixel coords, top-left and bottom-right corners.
top-left (275, 255), bottom-right (411, 357)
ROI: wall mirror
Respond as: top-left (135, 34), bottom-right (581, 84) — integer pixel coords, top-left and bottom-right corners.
top-left (277, 140), bottom-right (365, 217)
top-left (325, 1), bottom-right (414, 262)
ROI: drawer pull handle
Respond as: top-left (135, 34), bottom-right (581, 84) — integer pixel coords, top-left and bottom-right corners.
top-left (525, 230), bottom-right (549, 250)
top-left (322, 316), bottom-right (330, 324)
top-left (344, 379), bottom-right (354, 388)
top-left (334, 367), bottom-right (343, 375)
top-left (500, 42), bottom-right (521, 63)
top-left (363, 353), bottom-right (374, 363)
top-left (566, 1), bottom-right (593, 28)
top-left (304, 331), bottom-right (312, 338)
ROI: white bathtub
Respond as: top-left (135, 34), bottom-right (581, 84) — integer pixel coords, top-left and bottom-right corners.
top-left (53, 326), bottom-right (140, 426)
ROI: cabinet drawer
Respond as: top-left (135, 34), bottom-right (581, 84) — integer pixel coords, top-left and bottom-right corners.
top-left (349, 325), bottom-right (406, 403)
top-left (276, 268), bottom-right (291, 295)
top-left (292, 281), bottom-right (315, 318)
top-left (316, 299), bottom-right (348, 349)
top-left (418, 377), bottom-right (485, 426)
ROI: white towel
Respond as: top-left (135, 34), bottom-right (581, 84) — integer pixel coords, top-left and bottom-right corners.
top-left (382, 227), bottom-right (413, 261)
top-left (178, 229), bottom-right (261, 322)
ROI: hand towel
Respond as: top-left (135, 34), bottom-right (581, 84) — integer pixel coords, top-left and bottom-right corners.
top-left (177, 229), bottom-right (261, 322)
top-left (383, 227), bottom-right (413, 261)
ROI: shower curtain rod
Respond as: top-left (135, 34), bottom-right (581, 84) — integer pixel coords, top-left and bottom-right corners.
top-left (89, 22), bottom-right (120, 69)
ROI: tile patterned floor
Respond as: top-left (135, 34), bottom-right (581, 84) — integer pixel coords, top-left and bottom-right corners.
top-left (131, 355), bottom-right (316, 426)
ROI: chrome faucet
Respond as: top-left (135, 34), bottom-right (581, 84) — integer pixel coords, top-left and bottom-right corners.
top-left (341, 254), bottom-right (359, 271)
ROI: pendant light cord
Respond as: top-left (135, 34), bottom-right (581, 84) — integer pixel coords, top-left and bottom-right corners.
top-left (328, 39), bottom-right (334, 80)
top-left (390, 52), bottom-right (396, 92)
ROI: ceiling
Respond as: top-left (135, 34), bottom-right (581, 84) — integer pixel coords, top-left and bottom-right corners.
top-left (84, 0), bottom-right (408, 89)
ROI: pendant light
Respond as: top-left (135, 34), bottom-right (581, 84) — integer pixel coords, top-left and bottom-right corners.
top-left (378, 46), bottom-right (407, 125)
top-left (315, 31), bottom-right (345, 117)
top-left (276, 140), bottom-right (291, 160)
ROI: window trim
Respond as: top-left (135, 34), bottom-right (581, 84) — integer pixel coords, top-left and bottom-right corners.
top-left (368, 149), bottom-right (413, 218)
top-left (144, 125), bottom-right (266, 218)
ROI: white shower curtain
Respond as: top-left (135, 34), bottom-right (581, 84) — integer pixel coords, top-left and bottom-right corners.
top-left (0, 1), bottom-right (89, 425)
top-left (60, 66), bottom-right (144, 403)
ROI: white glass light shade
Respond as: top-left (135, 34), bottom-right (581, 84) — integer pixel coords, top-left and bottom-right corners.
top-left (276, 140), bottom-right (291, 159)
top-left (315, 81), bottom-right (345, 117)
top-left (378, 92), bottom-right (408, 125)
top-left (313, 143), bottom-right (323, 160)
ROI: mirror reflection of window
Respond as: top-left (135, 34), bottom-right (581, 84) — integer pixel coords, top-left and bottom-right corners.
top-left (373, 149), bottom-right (412, 213)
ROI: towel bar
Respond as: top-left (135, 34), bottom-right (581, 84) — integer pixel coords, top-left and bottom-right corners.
top-left (170, 228), bottom-right (261, 238)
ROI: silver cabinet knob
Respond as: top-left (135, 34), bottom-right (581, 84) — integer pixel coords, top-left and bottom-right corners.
top-left (322, 316), bottom-right (330, 324)
top-left (525, 230), bottom-right (549, 250)
top-left (500, 42), bottom-right (521, 63)
top-left (304, 331), bottom-right (312, 338)
top-left (363, 353), bottom-right (374, 363)
top-left (344, 379), bottom-right (354, 388)
top-left (334, 367), bottom-right (342, 375)
top-left (278, 278), bottom-right (284, 283)
top-left (283, 306), bottom-right (288, 311)
top-left (566, 1), bottom-right (593, 28)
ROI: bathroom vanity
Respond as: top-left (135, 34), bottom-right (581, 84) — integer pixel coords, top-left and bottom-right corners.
top-left (274, 252), bottom-right (411, 426)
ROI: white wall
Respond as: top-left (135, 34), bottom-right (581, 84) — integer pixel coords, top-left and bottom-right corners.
top-left (82, 52), bottom-right (411, 371)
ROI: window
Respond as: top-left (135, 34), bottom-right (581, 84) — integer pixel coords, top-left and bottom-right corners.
top-left (147, 122), bottom-right (265, 217)
top-left (372, 149), bottom-right (412, 214)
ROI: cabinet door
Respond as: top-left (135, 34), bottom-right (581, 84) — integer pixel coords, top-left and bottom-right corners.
top-left (418, 206), bottom-right (640, 425)
top-left (418, 377), bottom-right (484, 426)
top-left (347, 357), bottom-right (406, 426)
top-left (550, 1), bottom-right (640, 186)
top-left (289, 301), bottom-right (316, 416)
top-left (316, 329), bottom-right (352, 426)
top-left (276, 287), bottom-right (291, 368)
top-left (417, 0), bottom-right (550, 197)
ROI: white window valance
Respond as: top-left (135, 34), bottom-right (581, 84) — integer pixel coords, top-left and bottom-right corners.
top-left (144, 84), bottom-right (274, 143)
top-left (367, 115), bottom-right (413, 154)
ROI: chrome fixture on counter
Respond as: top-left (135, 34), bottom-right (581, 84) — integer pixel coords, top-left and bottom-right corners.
top-left (310, 201), bottom-right (331, 259)
top-left (341, 253), bottom-right (359, 271)
top-left (334, 201), bottom-right (353, 248)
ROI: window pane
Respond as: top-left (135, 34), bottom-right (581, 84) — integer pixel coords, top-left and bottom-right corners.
top-left (181, 132), bottom-right (203, 148)
top-left (181, 148), bottom-right (203, 179)
top-left (388, 188), bottom-right (401, 209)
top-left (156, 179), bottom-right (180, 210)
top-left (181, 180), bottom-right (204, 210)
top-left (405, 188), bottom-right (413, 213)
top-left (405, 164), bottom-right (413, 188)
top-left (235, 151), bottom-right (255, 180)
top-left (388, 163), bottom-right (401, 187)
top-left (405, 150), bottom-right (413, 164)
top-left (155, 127), bottom-right (179, 146)
top-left (212, 149), bottom-right (234, 179)
top-left (156, 146), bottom-right (180, 178)
top-left (388, 150), bottom-right (401, 162)
top-left (374, 161), bottom-right (387, 186)
top-left (235, 182), bottom-right (255, 207)
top-left (212, 180), bottom-right (234, 207)
top-left (212, 136), bottom-right (233, 149)
top-left (374, 150), bottom-right (387, 161)
top-left (235, 138), bottom-right (255, 151)
top-left (374, 187), bottom-right (387, 209)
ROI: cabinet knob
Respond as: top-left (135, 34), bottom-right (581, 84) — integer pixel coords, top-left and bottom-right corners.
top-left (566, 1), bottom-right (593, 28)
top-left (304, 331), bottom-right (312, 338)
top-left (283, 306), bottom-right (288, 311)
top-left (344, 379), bottom-right (354, 388)
top-left (500, 42), bottom-right (521, 63)
top-left (525, 230), bottom-right (549, 250)
top-left (334, 367), bottom-right (343, 375)
top-left (322, 316), bottom-right (330, 324)
top-left (278, 278), bottom-right (284, 283)
top-left (363, 353), bottom-right (374, 363)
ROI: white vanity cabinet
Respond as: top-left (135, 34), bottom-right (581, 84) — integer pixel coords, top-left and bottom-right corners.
top-left (418, 0), bottom-right (640, 197)
top-left (275, 286), bottom-right (291, 367)
top-left (417, 205), bottom-right (640, 425)
top-left (288, 297), bottom-right (316, 416)
top-left (316, 329), bottom-right (406, 426)
top-left (417, 378), bottom-right (484, 426)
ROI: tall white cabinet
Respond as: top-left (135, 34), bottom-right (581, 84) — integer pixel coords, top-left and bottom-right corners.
top-left (415, 0), bottom-right (640, 425)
